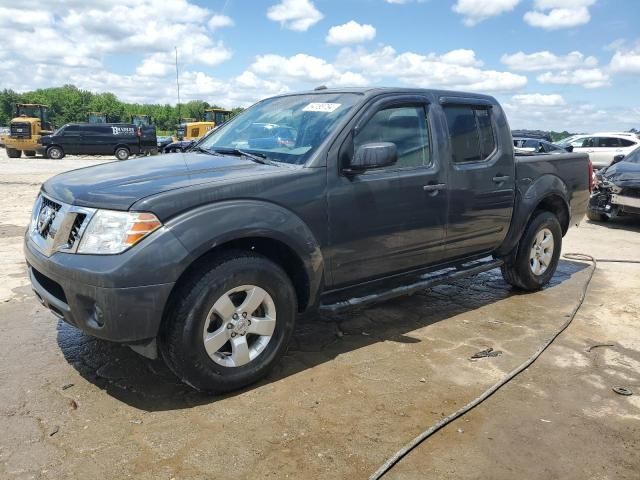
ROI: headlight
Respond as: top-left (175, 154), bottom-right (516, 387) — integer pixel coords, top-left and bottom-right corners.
top-left (77, 210), bottom-right (162, 254)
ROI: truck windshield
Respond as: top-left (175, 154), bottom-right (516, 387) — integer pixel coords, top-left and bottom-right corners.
top-left (198, 93), bottom-right (362, 165)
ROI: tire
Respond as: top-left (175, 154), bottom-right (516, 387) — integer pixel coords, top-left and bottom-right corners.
top-left (115, 147), bottom-right (130, 160)
top-left (501, 211), bottom-right (562, 291)
top-left (24, 150), bottom-right (36, 157)
top-left (159, 251), bottom-right (298, 393)
top-left (46, 146), bottom-right (64, 160)
top-left (587, 208), bottom-right (608, 222)
top-left (6, 148), bottom-right (21, 158)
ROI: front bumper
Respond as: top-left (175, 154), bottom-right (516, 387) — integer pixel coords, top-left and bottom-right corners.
top-left (24, 224), bottom-right (192, 343)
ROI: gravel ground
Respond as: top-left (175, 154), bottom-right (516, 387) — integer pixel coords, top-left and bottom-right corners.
top-left (0, 149), bottom-right (638, 479)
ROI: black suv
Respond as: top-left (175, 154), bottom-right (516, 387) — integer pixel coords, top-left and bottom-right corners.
top-left (38, 123), bottom-right (157, 160)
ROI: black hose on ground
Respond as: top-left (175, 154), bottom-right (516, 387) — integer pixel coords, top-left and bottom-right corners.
top-left (370, 254), bottom-right (639, 480)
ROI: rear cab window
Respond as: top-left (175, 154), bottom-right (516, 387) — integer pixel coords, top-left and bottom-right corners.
top-left (443, 105), bottom-right (496, 163)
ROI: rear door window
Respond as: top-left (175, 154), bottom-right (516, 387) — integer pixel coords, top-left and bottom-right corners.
top-left (597, 137), bottom-right (621, 148)
top-left (444, 105), bottom-right (496, 163)
top-left (619, 138), bottom-right (636, 147)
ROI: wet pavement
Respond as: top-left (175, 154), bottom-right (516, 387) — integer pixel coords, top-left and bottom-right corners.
top-left (0, 152), bottom-right (639, 479)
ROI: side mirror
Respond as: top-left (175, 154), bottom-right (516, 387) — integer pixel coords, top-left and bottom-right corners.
top-left (346, 142), bottom-right (397, 174)
top-left (565, 145), bottom-right (574, 153)
top-left (611, 154), bottom-right (625, 165)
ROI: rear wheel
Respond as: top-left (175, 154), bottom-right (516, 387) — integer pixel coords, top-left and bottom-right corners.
top-left (501, 211), bottom-right (562, 291)
top-left (115, 147), bottom-right (130, 160)
top-left (46, 146), bottom-right (64, 160)
top-left (6, 148), bottom-right (21, 158)
top-left (159, 251), bottom-right (297, 393)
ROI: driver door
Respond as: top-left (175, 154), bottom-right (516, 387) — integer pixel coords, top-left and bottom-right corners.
top-left (327, 96), bottom-right (448, 287)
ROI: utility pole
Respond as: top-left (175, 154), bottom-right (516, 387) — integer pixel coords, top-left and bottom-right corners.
top-left (175, 46), bottom-right (181, 123)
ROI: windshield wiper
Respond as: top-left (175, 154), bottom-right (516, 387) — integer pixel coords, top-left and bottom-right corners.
top-left (211, 148), bottom-right (279, 166)
top-left (190, 145), bottom-right (217, 155)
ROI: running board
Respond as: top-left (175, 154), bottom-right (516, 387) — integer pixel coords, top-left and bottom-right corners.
top-left (319, 256), bottom-right (504, 313)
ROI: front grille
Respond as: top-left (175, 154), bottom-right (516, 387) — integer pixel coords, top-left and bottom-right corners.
top-left (29, 195), bottom-right (96, 257)
top-left (38, 197), bottom-right (62, 239)
top-left (67, 213), bottom-right (86, 247)
top-left (10, 122), bottom-right (31, 139)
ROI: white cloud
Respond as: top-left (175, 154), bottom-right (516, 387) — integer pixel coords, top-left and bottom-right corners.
top-left (502, 98), bottom-right (640, 132)
top-left (326, 21), bottom-right (376, 45)
top-left (501, 50), bottom-right (598, 71)
top-left (208, 14), bottom-right (234, 31)
top-left (266, 0), bottom-right (323, 31)
top-left (537, 68), bottom-right (609, 88)
top-left (440, 49), bottom-right (484, 67)
top-left (511, 93), bottom-right (566, 106)
top-left (524, 0), bottom-right (596, 30)
top-left (452, 0), bottom-right (521, 26)
top-left (609, 45), bottom-right (640, 74)
top-left (248, 53), bottom-right (369, 87)
top-left (336, 46), bottom-right (526, 92)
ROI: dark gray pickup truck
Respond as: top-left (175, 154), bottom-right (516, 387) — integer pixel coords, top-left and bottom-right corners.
top-left (25, 88), bottom-right (591, 393)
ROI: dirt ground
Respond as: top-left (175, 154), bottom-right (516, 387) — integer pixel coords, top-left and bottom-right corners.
top-left (0, 150), bottom-right (638, 480)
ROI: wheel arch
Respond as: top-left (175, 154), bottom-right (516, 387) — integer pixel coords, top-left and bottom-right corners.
top-left (158, 200), bottom-right (326, 317)
top-left (495, 174), bottom-right (571, 256)
top-left (166, 235), bottom-right (314, 320)
top-left (113, 144), bottom-right (131, 153)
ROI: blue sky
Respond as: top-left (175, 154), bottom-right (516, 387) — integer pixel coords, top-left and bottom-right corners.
top-left (2, 0), bottom-right (640, 131)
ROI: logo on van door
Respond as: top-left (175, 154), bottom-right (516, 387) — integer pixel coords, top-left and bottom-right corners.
top-left (110, 126), bottom-right (135, 135)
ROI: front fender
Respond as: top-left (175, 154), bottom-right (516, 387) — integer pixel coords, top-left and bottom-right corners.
top-left (165, 199), bottom-right (325, 307)
top-left (495, 173), bottom-right (570, 256)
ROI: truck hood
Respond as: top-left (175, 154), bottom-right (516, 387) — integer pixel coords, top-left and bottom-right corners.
top-left (42, 152), bottom-right (285, 210)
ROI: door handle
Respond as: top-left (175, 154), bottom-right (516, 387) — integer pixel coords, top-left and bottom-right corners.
top-left (492, 175), bottom-right (510, 183)
top-left (423, 183), bottom-right (446, 197)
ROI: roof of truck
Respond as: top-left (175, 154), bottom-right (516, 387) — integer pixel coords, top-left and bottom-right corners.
top-left (271, 87), bottom-right (497, 102)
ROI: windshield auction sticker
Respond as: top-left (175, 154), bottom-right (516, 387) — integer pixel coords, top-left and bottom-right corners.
top-left (302, 103), bottom-right (341, 113)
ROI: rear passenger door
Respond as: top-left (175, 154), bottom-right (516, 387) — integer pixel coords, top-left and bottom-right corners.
top-left (442, 101), bottom-right (515, 259)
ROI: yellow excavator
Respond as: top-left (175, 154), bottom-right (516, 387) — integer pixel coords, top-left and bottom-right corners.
top-left (175, 108), bottom-right (232, 141)
top-left (4, 104), bottom-right (53, 158)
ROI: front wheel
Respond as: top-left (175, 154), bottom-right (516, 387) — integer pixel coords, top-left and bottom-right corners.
top-left (159, 252), bottom-right (297, 393)
top-left (501, 211), bottom-right (562, 291)
top-left (6, 148), bottom-right (21, 158)
top-left (46, 146), bottom-right (64, 160)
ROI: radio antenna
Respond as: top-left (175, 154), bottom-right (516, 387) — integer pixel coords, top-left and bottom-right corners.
top-left (175, 46), bottom-right (181, 122)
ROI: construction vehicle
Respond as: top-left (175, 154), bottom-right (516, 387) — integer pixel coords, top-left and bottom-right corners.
top-left (131, 114), bottom-right (152, 127)
top-left (174, 108), bottom-right (232, 141)
top-left (5, 104), bottom-right (53, 158)
top-left (87, 112), bottom-right (108, 124)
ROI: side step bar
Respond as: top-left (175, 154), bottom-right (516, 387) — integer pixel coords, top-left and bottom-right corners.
top-left (319, 256), bottom-right (504, 313)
